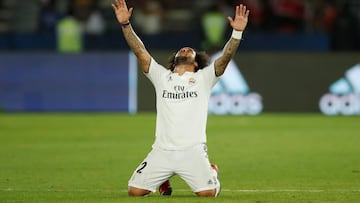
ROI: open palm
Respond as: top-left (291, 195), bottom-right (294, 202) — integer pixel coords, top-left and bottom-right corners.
top-left (227, 4), bottom-right (250, 31)
top-left (112, 0), bottom-right (133, 24)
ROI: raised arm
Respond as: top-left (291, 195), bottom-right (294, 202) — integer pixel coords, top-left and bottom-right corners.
top-left (214, 4), bottom-right (249, 77)
top-left (112, 0), bottom-right (151, 73)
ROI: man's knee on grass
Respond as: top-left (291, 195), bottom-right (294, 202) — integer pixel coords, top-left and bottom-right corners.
top-left (128, 186), bottom-right (151, 196)
top-left (196, 189), bottom-right (217, 197)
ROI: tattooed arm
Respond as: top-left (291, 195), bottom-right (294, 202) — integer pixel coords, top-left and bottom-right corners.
top-left (215, 38), bottom-right (241, 76)
top-left (121, 25), bottom-right (151, 73)
top-left (214, 4), bottom-right (250, 77)
top-left (112, 0), bottom-right (151, 73)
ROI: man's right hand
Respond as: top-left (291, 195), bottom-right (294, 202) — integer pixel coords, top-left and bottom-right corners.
top-left (112, 0), bottom-right (133, 25)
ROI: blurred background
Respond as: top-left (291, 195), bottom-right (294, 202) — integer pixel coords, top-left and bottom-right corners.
top-left (0, 0), bottom-right (360, 114)
top-left (0, 0), bottom-right (359, 50)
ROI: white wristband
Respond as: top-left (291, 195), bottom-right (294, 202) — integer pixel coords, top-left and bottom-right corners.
top-left (231, 29), bottom-right (243, 40)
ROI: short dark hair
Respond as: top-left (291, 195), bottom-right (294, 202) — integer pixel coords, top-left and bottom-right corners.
top-left (167, 51), bottom-right (210, 72)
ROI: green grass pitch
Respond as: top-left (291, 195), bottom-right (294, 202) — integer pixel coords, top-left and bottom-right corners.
top-left (0, 113), bottom-right (359, 203)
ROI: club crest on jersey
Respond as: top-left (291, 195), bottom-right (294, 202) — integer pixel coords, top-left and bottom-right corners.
top-left (189, 77), bottom-right (196, 85)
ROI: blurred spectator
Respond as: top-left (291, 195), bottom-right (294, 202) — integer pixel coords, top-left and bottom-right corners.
top-left (304, 0), bottom-right (338, 32)
top-left (133, 0), bottom-right (163, 35)
top-left (66, 0), bottom-right (106, 35)
top-left (38, 0), bottom-right (63, 33)
top-left (269, 0), bottom-right (305, 32)
top-left (201, 3), bottom-right (228, 52)
top-left (84, 6), bottom-right (105, 35)
top-left (71, 0), bottom-right (92, 22)
top-left (57, 7), bottom-right (83, 53)
top-left (238, 0), bottom-right (268, 31)
top-left (321, 1), bottom-right (338, 31)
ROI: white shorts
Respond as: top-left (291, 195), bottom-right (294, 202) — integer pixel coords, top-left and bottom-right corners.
top-left (128, 144), bottom-right (220, 194)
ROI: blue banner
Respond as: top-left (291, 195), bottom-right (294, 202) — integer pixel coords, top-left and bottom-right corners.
top-left (0, 52), bottom-right (137, 112)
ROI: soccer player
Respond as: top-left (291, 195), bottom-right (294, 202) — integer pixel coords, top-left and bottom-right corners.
top-left (112, 0), bottom-right (249, 197)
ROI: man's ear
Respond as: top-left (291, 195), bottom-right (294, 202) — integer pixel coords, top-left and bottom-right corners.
top-left (194, 62), bottom-right (198, 68)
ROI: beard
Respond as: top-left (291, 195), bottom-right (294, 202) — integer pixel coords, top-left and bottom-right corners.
top-left (174, 56), bottom-right (195, 66)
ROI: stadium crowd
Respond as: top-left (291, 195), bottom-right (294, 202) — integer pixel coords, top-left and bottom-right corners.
top-left (0, 0), bottom-right (359, 50)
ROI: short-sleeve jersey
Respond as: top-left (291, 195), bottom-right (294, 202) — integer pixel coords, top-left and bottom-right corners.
top-left (145, 58), bottom-right (219, 150)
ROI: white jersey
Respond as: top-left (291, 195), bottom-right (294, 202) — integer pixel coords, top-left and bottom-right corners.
top-left (145, 58), bottom-right (219, 150)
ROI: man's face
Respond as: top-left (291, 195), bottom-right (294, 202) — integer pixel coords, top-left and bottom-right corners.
top-left (175, 47), bottom-right (196, 59)
top-left (174, 47), bottom-right (197, 66)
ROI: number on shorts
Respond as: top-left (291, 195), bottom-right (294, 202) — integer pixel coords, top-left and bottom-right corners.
top-left (136, 162), bottom-right (147, 174)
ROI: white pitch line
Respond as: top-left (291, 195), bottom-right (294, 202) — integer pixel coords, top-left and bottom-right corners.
top-left (2, 188), bottom-right (360, 193)
top-left (223, 189), bottom-right (325, 193)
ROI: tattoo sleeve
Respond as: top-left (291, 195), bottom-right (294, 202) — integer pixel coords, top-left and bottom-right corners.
top-left (215, 38), bottom-right (241, 76)
top-left (122, 25), bottom-right (151, 72)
